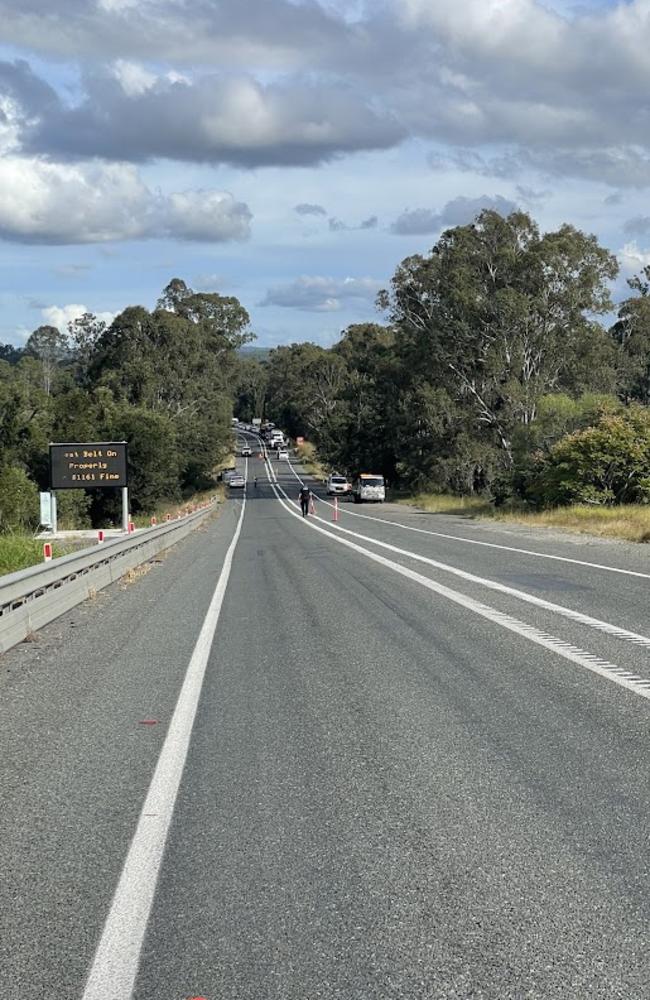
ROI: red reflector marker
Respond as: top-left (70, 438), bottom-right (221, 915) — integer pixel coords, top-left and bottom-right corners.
top-left (43, 542), bottom-right (53, 562)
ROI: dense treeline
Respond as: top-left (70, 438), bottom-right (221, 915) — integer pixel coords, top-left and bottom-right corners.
top-left (248, 210), bottom-right (650, 507)
top-left (0, 278), bottom-right (252, 530)
top-left (5, 209), bottom-right (650, 534)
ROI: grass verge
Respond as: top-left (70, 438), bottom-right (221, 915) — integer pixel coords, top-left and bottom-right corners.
top-left (395, 492), bottom-right (493, 517)
top-left (492, 504), bottom-right (650, 543)
top-left (131, 486), bottom-right (223, 529)
top-left (295, 441), bottom-right (328, 482)
top-left (0, 535), bottom-right (79, 576)
top-left (397, 491), bottom-right (650, 543)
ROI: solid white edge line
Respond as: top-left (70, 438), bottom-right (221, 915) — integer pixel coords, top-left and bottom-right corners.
top-left (265, 456), bottom-right (650, 704)
top-left (82, 463), bottom-right (248, 1000)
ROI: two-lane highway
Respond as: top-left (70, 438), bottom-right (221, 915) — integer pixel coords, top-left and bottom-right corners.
top-left (0, 445), bottom-right (649, 999)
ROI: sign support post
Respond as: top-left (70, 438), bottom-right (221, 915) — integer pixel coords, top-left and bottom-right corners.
top-left (51, 493), bottom-right (58, 535)
top-left (122, 487), bottom-right (129, 534)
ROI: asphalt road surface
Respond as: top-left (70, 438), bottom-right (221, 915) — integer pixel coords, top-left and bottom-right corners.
top-left (1, 442), bottom-right (649, 999)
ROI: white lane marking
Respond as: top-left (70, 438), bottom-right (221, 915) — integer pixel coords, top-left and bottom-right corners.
top-left (274, 456), bottom-right (650, 653)
top-left (280, 452), bottom-right (650, 583)
top-left (82, 464), bottom-right (248, 1000)
top-left (264, 460), bottom-right (650, 703)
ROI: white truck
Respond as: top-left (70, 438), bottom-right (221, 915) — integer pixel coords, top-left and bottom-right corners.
top-left (351, 473), bottom-right (386, 503)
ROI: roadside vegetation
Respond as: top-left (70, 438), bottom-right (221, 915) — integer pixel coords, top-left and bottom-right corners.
top-left (294, 441), bottom-right (328, 481)
top-left (396, 492), bottom-right (650, 543)
top-left (0, 278), bottom-right (254, 541)
top-left (7, 209), bottom-right (650, 550)
top-left (0, 535), bottom-right (81, 575)
top-left (244, 209), bottom-right (650, 543)
top-left (131, 486), bottom-right (223, 529)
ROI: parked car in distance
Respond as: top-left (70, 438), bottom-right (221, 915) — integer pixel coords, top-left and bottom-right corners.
top-left (277, 449), bottom-right (289, 460)
top-left (327, 475), bottom-right (351, 496)
top-left (221, 467), bottom-right (237, 482)
top-left (351, 473), bottom-right (385, 503)
top-left (228, 474), bottom-right (246, 488)
top-left (241, 445), bottom-right (252, 457)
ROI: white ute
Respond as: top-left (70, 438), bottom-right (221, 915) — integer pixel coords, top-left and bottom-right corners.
top-left (327, 475), bottom-right (351, 496)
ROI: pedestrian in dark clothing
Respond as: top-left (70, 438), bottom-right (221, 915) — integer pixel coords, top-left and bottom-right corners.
top-left (299, 485), bottom-right (311, 517)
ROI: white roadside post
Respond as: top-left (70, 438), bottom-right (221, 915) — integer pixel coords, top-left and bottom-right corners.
top-left (121, 487), bottom-right (130, 533)
top-left (51, 493), bottom-right (58, 535)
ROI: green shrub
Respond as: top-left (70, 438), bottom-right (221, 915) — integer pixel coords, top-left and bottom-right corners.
top-left (532, 405), bottom-right (650, 507)
top-left (55, 489), bottom-right (92, 530)
top-left (0, 465), bottom-right (39, 532)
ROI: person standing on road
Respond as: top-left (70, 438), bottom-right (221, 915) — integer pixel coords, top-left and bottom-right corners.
top-left (298, 484), bottom-right (312, 517)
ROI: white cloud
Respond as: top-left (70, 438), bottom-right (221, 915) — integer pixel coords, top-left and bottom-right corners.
top-left (41, 303), bottom-right (116, 332)
top-left (260, 275), bottom-right (382, 311)
top-left (163, 189), bottom-right (252, 242)
top-left (0, 157), bottom-right (252, 244)
top-left (617, 242), bottom-right (650, 273)
top-left (112, 59), bottom-right (157, 97)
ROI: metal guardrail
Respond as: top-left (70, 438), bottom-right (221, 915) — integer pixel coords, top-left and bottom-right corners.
top-left (0, 504), bottom-right (218, 655)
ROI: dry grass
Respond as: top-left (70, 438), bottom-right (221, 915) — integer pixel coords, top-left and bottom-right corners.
top-left (120, 564), bottom-right (152, 588)
top-left (295, 441), bottom-right (328, 481)
top-left (131, 487), bottom-right (222, 529)
top-left (396, 492), bottom-right (493, 516)
top-left (493, 504), bottom-right (650, 543)
top-left (398, 491), bottom-right (650, 543)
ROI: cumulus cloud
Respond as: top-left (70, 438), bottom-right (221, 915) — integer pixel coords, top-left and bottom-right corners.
top-left (0, 0), bottom-right (354, 68)
top-left (617, 242), bottom-right (650, 273)
top-left (391, 195), bottom-right (518, 235)
top-left (0, 157), bottom-right (252, 244)
top-left (41, 303), bottom-right (116, 332)
top-left (260, 275), bottom-right (382, 312)
top-left (294, 203), bottom-right (327, 216)
top-left (389, 209), bottom-right (440, 236)
top-left (13, 65), bottom-right (405, 168)
top-left (3, 2), bottom-right (650, 186)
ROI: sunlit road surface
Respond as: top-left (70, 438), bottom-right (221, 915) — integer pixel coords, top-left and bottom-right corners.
top-left (0, 447), bottom-right (648, 999)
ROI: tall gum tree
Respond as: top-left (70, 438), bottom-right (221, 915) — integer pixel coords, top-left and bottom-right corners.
top-left (378, 210), bottom-right (618, 469)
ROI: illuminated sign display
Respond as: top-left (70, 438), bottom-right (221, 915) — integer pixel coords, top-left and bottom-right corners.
top-left (49, 442), bottom-right (128, 490)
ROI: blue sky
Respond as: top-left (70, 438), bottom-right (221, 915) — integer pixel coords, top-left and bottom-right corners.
top-left (0, 0), bottom-right (648, 348)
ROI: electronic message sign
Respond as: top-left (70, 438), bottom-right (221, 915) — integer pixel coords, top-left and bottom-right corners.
top-left (49, 442), bottom-right (128, 490)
